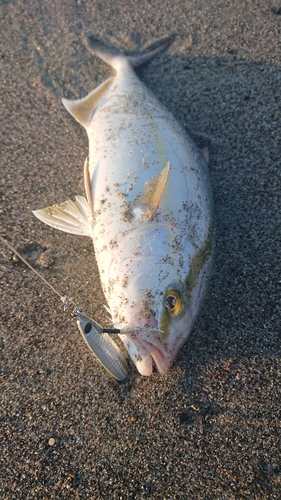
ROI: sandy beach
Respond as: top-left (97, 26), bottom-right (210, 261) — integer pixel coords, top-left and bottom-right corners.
top-left (1, 1), bottom-right (281, 498)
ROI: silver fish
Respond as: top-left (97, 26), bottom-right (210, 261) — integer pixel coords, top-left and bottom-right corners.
top-left (33, 37), bottom-right (214, 376)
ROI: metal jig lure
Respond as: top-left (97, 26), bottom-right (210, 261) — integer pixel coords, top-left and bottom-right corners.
top-left (0, 235), bottom-right (128, 381)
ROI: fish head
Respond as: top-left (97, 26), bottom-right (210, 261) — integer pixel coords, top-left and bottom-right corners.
top-left (106, 226), bottom-right (212, 376)
top-left (121, 279), bottom-right (194, 376)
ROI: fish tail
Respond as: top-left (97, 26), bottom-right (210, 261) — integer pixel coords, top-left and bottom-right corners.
top-left (84, 35), bottom-right (174, 71)
top-left (128, 37), bottom-right (174, 68)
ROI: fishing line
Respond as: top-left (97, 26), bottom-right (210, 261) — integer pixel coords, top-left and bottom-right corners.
top-left (0, 234), bottom-right (120, 334)
top-left (0, 235), bottom-right (164, 336)
top-left (0, 234), bottom-right (66, 303)
top-left (0, 234), bottom-right (129, 381)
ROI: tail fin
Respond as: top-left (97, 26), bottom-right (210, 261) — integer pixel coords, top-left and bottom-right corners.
top-left (61, 36), bottom-right (174, 129)
top-left (84, 35), bottom-right (174, 71)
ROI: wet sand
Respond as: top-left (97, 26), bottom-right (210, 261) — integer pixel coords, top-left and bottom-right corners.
top-left (1, 1), bottom-right (281, 498)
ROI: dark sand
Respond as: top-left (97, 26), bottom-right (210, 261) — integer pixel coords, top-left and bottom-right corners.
top-left (1, 1), bottom-right (281, 498)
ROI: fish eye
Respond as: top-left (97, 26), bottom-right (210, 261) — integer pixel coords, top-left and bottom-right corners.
top-left (165, 295), bottom-right (176, 312)
top-left (84, 323), bottom-right (92, 334)
top-left (164, 285), bottom-right (187, 317)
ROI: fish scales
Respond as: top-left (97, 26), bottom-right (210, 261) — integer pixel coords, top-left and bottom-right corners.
top-left (33, 38), bottom-right (214, 376)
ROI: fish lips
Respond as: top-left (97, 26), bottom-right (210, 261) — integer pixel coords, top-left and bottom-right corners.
top-left (124, 313), bottom-right (187, 375)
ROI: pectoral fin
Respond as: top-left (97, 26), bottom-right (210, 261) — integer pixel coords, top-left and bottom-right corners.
top-left (33, 196), bottom-right (92, 236)
top-left (133, 161), bottom-right (170, 221)
top-left (62, 77), bottom-right (113, 128)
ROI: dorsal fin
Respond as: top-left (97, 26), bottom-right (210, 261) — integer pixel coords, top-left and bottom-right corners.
top-left (62, 77), bottom-right (113, 128)
top-left (199, 147), bottom-right (209, 165)
top-left (133, 162), bottom-right (170, 221)
top-left (83, 157), bottom-right (93, 214)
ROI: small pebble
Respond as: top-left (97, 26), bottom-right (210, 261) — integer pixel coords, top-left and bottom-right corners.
top-left (38, 249), bottom-right (55, 268)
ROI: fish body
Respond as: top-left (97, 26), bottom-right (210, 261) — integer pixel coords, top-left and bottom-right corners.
top-left (33, 38), bottom-right (214, 376)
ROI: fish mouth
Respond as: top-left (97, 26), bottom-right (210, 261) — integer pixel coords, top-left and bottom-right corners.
top-left (124, 331), bottom-right (182, 375)
top-left (122, 313), bottom-right (185, 375)
top-left (139, 333), bottom-right (185, 374)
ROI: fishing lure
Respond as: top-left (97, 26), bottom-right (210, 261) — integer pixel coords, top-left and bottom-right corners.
top-left (0, 235), bottom-right (128, 382)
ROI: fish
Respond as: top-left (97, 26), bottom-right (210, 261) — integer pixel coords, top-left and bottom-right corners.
top-left (33, 37), bottom-right (214, 376)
